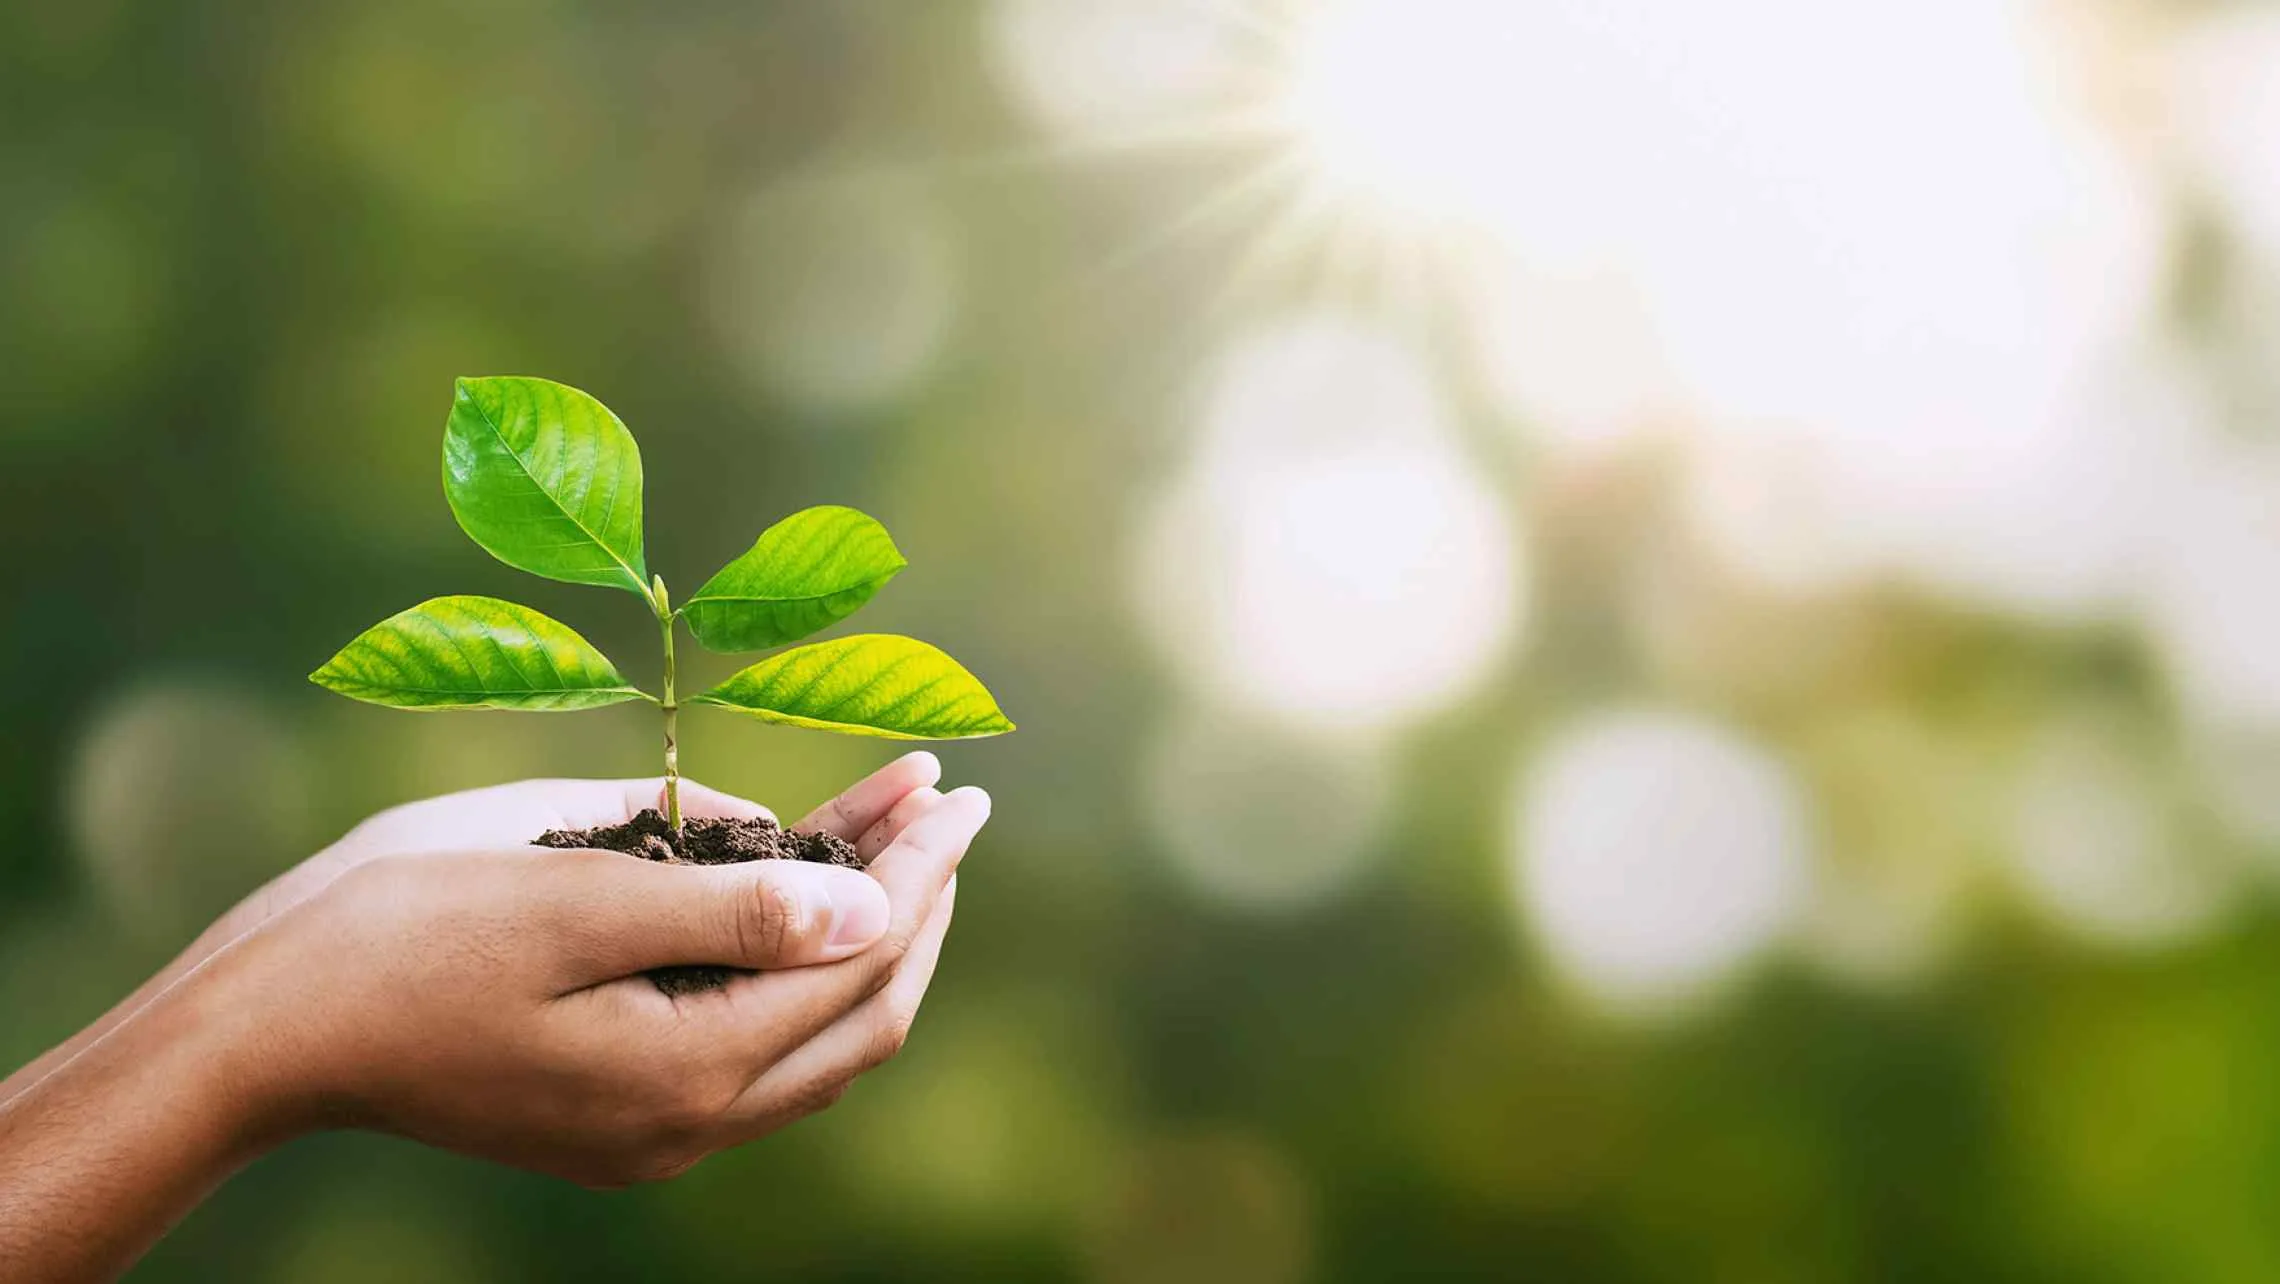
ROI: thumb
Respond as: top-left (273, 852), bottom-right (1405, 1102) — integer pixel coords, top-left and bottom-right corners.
top-left (559, 853), bottom-right (892, 978)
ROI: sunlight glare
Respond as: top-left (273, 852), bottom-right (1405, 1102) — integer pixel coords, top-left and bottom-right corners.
top-left (1281, 0), bottom-right (2167, 626)
top-left (2170, 6), bottom-right (2280, 270)
top-left (991, 0), bottom-right (1250, 138)
top-left (1287, 0), bottom-right (1532, 226)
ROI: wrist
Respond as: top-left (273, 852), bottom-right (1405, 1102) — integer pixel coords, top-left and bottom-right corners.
top-left (122, 938), bottom-right (326, 1159)
top-left (0, 936), bottom-right (308, 1283)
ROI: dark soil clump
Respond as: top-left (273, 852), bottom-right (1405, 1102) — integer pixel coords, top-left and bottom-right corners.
top-left (536, 809), bottom-right (863, 996)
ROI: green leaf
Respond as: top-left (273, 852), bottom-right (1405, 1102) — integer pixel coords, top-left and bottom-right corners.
top-left (310, 595), bottom-right (649, 711)
top-left (692, 634), bottom-right (1014, 740)
top-left (681, 506), bottom-right (907, 652)
top-left (443, 376), bottom-right (649, 595)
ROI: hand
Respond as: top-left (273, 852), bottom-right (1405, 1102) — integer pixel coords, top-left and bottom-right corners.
top-left (0, 755), bottom-right (989, 1283)
top-left (0, 756), bottom-right (944, 1102)
top-left (231, 777), bottom-right (989, 1184)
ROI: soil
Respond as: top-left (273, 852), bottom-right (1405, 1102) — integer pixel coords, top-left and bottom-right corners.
top-left (535, 809), bottom-right (863, 996)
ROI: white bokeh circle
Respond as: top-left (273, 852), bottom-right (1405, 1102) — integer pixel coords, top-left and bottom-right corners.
top-left (1140, 702), bottom-right (1391, 912)
top-left (1514, 708), bottom-right (1812, 1015)
top-left (1133, 314), bottom-right (1523, 732)
top-left (1462, 255), bottom-right (1677, 454)
top-left (2142, 438), bottom-right (2280, 730)
top-left (2004, 715), bottom-right (2236, 949)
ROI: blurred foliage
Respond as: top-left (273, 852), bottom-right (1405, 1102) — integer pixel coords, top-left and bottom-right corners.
top-left (9, 0), bottom-right (2280, 1281)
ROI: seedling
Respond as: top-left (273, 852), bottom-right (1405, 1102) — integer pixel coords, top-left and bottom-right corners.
top-left (312, 376), bottom-right (1014, 833)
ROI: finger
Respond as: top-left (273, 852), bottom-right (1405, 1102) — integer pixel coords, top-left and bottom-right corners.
top-left (629, 777), bottom-right (775, 825)
top-left (731, 877), bottom-right (957, 1125)
top-left (543, 848), bottom-right (892, 983)
top-left (797, 751), bottom-right (942, 840)
top-left (703, 787), bottom-right (988, 1061)
top-left (857, 786), bottom-right (941, 863)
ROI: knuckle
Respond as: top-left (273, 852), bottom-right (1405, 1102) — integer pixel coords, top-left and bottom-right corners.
top-left (791, 1077), bottom-right (850, 1119)
top-left (864, 1010), bottom-right (916, 1070)
top-left (745, 879), bottom-right (807, 960)
top-left (855, 926), bottom-right (920, 1000)
top-left (874, 924), bottom-right (918, 972)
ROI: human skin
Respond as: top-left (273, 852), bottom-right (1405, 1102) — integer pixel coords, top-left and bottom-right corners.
top-left (0, 752), bottom-right (984, 1283)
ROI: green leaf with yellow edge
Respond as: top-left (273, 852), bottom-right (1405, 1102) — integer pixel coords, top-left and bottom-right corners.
top-left (444, 376), bottom-right (649, 595)
top-left (682, 506), bottom-right (907, 653)
top-left (310, 595), bottom-right (650, 711)
top-left (692, 634), bottom-right (1014, 739)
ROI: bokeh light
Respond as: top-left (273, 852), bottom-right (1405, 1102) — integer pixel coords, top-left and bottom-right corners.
top-left (1140, 701), bottom-right (1390, 911)
top-left (823, 985), bottom-right (1126, 1239)
top-left (705, 181), bottom-right (960, 419)
top-left (1133, 314), bottom-right (1523, 732)
top-left (1463, 252), bottom-right (1675, 453)
top-left (66, 681), bottom-right (316, 941)
top-left (2169, 6), bottom-right (2280, 271)
top-left (1514, 709), bottom-right (1811, 1016)
top-left (2003, 711), bottom-right (2237, 950)
top-left (988, 0), bottom-right (1251, 139)
top-left (1281, 0), bottom-right (2164, 621)
top-left (2142, 435), bottom-right (2280, 730)
top-left (1793, 707), bottom-right (1991, 988)
top-left (2191, 722), bottom-right (2280, 850)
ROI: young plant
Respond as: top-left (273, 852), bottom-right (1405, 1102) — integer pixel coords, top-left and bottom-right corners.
top-left (311, 376), bottom-right (1014, 831)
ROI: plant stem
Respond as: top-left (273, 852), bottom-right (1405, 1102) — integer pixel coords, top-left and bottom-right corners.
top-left (652, 575), bottom-right (681, 836)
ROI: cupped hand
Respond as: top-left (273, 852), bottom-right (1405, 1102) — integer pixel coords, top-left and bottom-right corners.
top-left (191, 768), bottom-right (988, 1186)
top-left (1, 753), bottom-right (971, 1134)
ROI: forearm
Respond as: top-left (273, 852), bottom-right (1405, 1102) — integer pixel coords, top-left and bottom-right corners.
top-left (0, 956), bottom-right (290, 1282)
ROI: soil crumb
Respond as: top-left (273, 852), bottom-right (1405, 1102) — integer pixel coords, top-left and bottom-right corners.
top-left (535, 809), bottom-right (862, 996)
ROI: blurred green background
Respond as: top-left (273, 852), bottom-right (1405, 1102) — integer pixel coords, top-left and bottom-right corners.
top-left (12, 0), bottom-right (2280, 1279)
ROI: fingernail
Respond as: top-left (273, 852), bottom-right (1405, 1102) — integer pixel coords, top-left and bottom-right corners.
top-left (946, 785), bottom-right (992, 818)
top-left (824, 870), bottom-right (891, 948)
